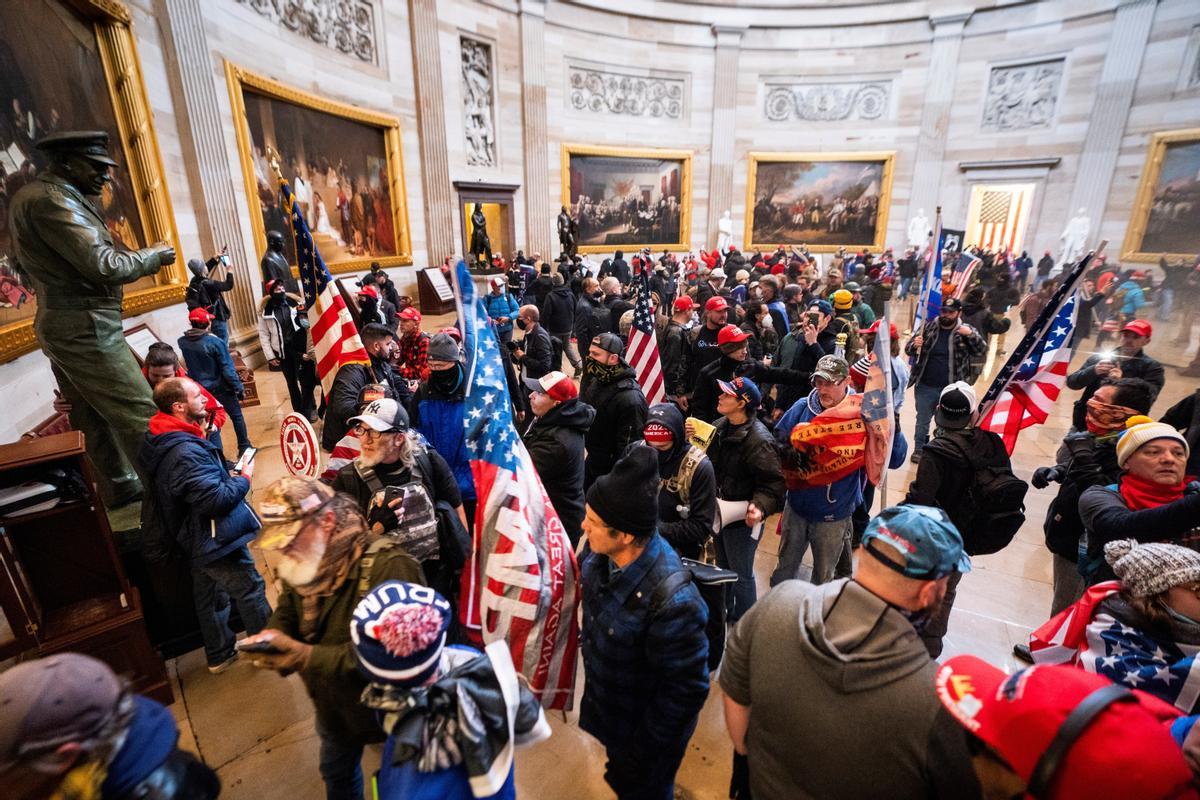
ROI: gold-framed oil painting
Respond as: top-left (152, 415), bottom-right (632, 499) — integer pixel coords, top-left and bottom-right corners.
top-left (225, 63), bottom-right (412, 275)
top-left (561, 144), bottom-right (692, 254)
top-left (745, 151), bottom-right (895, 254)
top-left (0, 0), bottom-right (184, 363)
top-left (1121, 129), bottom-right (1200, 263)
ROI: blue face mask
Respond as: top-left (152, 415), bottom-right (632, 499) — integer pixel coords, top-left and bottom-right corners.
top-left (1166, 604), bottom-right (1200, 627)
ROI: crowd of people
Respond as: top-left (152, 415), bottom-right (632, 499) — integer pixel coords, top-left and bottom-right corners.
top-left (10, 237), bottom-right (1200, 800)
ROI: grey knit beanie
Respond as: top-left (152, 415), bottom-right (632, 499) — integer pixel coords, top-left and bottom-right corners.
top-left (1104, 538), bottom-right (1200, 597)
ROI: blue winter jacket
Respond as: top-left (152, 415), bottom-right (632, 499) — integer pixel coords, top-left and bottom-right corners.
top-left (483, 291), bottom-right (520, 337)
top-left (774, 388), bottom-right (864, 521)
top-left (579, 533), bottom-right (709, 781)
top-left (177, 328), bottom-right (243, 396)
top-left (139, 416), bottom-right (259, 565)
top-left (412, 373), bottom-right (475, 503)
top-left (1117, 280), bottom-right (1146, 316)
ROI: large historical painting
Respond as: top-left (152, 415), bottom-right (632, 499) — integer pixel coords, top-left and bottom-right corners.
top-left (745, 152), bottom-right (895, 253)
top-left (562, 145), bottom-right (691, 253)
top-left (1122, 129), bottom-right (1200, 262)
top-left (0, 0), bottom-right (182, 362)
top-left (226, 64), bottom-right (412, 274)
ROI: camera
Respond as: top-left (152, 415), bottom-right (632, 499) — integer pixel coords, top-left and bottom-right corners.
top-left (505, 339), bottom-right (520, 352)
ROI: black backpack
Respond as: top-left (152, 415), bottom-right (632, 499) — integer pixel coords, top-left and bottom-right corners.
top-left (644, 558), bottom-right (737, 671)
top-left (185, 278), bottom-right (211, 311)
top-left (934, 432), bottom-right (1028, 555)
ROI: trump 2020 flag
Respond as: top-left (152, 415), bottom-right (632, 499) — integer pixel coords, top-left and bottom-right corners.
top-left (454, 261), bottom-right (579, 710)
top-left (278, 173), bottom-right (368, 392)
top-left (912, 210), bottom-right (945, 335)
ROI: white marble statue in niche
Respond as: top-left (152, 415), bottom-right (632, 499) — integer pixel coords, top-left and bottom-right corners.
top-left (907, 208), bottom-right (930, 249)
top-left (461, 38), bottom-right (496, 167)
top-left (1059, 208), bottom-right (1090, 266)
top-left (717, 210), bottom-right (733, 252)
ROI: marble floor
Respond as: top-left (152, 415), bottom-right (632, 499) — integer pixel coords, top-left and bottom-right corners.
top-left (160, 300), bottom-right (1199, 800)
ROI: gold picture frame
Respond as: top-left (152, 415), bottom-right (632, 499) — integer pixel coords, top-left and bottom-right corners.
top-left (561, 143), bottom-right (692, 254)
top-left (0, 0), bottom-right (185, 364)
top-left (1120, 128), bottom-right (1200, 263)
top-left (744, 151), bottom-right (895, 254)
top-left (225, 62), bottom-right (413, 275)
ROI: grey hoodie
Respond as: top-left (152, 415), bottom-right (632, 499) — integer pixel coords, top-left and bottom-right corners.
top-left (720, 579), bottom-right (979, 800)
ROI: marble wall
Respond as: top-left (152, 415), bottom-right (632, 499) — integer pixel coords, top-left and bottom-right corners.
top-left (2, 0), bottom-right (1198, 442)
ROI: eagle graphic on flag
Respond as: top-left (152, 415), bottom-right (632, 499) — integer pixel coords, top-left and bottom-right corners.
top-left (454, 261), bottom-right (579, 710)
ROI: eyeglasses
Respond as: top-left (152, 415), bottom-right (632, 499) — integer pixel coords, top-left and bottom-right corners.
top-left (353, 425), bottom-right (391, 440)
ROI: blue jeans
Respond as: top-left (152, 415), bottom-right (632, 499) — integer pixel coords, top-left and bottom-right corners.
top-left (715, 521), bottom-right (759, 622)
top-left (898, 276), bottom-right (914, 299)
top-left (913, 382), bottom-right (943, 451)
top-left (192, 545), bottom-right (271, 665)
top-left (1158, 288), bottom-right (1174, 322)
top-left (770, 506), bottom-right (852, 586)
top-left (210, 318), bottom-right (229, 343)
top-left (316, 720), bottom-right (364, 800)
top-left (213, 388), bottom-right (253, 454)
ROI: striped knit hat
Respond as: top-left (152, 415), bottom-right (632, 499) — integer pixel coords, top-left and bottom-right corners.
top-left (1104, 539), bottom-right (1200, 597)
top-left (1115, 415), bottom-right (1189, 468)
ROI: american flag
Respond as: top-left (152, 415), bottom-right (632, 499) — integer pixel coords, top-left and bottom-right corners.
top-left (278, 175), bottom-right (369, 392)
top-left (976, 189), bottom-right (1025, 253)
top-left (979, 293), bottom-right (1077, 454)
top-left (952, 252), bottom-right (982, 299)
top-left (454, 260), bottom-right (579, 710)
top-left (628, 271), bottom-right (665, 405)
top-left (1030, 582), bottom-right (1200, 713)
top-left (975, 251), bottom-right (1093, 443)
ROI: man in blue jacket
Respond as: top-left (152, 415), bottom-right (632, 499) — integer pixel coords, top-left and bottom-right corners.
top-left (177, 307), bottom-right (253, 455)
top-left (483, 275), bottom-right (520, 346)
top-left (579, 444), bottom-right (709, 800)
top-left (139, 377), bottom-right (269, 674)
top-left (770, 355), bottom-right (863, 586)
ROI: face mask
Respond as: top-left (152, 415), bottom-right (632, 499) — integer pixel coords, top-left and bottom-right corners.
top-left (593, 291), bottom-right (603, 300)
top-left (1166, 604), bottom-right (1200, 627)
top-left (516, 318), bottom-right (528, 331)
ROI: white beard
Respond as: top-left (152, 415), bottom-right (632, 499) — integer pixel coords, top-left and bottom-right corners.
top-left (276, 537), bottom-right (326, 587)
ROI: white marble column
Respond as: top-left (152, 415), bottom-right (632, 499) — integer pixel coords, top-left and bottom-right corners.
top-left (157, 0), bottom-right (258, 342)
top-left (519, 0), bottom-right (552, 256)
top-left (409, 0), bottom-right (456, 263)
top-left (1064, 0), bottom-right (1158, 243)
top-left (706, 25), bottom-right (745, 250)
top-left (907, 11), bottom-right (972, 234)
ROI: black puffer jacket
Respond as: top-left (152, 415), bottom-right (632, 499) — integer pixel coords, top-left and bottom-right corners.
top-left (524, 398), bottom-right (595, 544)
top-left (691, 356), bottom-right (803, 424)
top-left (322, 357), bottom-right (412, 451)
top-left (708, 414), bottom-right (784, 519)
top-left (574, 293), bottom-right (608, 354)
top-left (580, 362), bottom-right (648, 485)
top-left (540, 285), bottom-right (576, 335)
top-left (646, 404), bottom-right (717, 560)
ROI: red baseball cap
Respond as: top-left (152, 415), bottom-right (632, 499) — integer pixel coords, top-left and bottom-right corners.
top-left (705, 296), bottom-right (729, 313)
top-left (717, 324), bottom-right (751, 346)
top-left (523, 370), bottom-right (577, 402)
top-left (673, 296), bottom-right (695, 313)
top-left (1120, 319), bottom-right (1152, 338)
top-left (357, 285), bottom-right (379, 299)
top-left (399, 306), bottom-right (422, 322)
top-left (936, 656), bottom-right (1195, 800)
top-left (643, 421), bottom-right (674, 444)
top-left (865, 319), bottom-right (899, 340)
top-left (188, 307), bottom-right (214, 324)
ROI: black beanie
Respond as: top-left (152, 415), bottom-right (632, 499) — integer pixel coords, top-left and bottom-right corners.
top-left (586, 444), bottom-right (660, 539)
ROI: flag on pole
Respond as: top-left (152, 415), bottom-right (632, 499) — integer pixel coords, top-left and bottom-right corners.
top-left (952, 252), bottom-right (982, 299)
top-left (976, 247), bottom-right (1097, 425)
top-left (862, 311), bottom-right (894, 485)
top-left (454, 261), bottom-right (579, 710)
top-left (979, 293), bottom-right (1078, 454)
top-left (912, 209), bottom-right (945, 335)
top-left (278, 173), bottom-right (369, 392)
top-left (629, 271), bottom-right (666, 405)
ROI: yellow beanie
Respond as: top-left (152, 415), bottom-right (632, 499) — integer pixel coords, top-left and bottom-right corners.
top-left (1115, 415), bottom-right (1189, 468)
top-left (832, 289), bottom-right (854, 310)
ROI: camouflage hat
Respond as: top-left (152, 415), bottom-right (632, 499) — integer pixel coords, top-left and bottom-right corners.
top-left (813, 355), bottom-right (850, 383)
top-left (256, 477), bottom-right (335, 550)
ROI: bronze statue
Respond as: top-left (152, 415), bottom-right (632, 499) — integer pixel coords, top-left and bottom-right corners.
top-left (557, 205), bottom-right (578, 258)
top-left (469, 202), bottom-right (493, 266)
top-left (7, 131), bottom-right (176, 507)
top-left (260, 230), bottom-right (298, 293)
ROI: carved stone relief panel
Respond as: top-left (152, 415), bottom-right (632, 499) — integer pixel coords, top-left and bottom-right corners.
top-left (567, 63), bottom-right (687, 120)
top-left (981, 58), bottom-right (1064, 131)
top-left (234, 0), bottom-right (376, 64)
top-left (762, 80), bottom-right (892, 122)
top-left (461, 36), bottom-right (496, 167)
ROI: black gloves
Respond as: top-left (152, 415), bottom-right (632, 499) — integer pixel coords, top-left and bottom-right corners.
top-left (1031, 466), bottom-right (1064, 490)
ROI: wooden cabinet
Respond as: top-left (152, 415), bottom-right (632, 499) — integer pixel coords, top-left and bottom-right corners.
top-left (0, 432), bottom-right (171, 704)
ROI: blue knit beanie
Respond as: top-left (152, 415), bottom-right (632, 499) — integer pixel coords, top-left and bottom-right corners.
top-left (350, 581), bottom-right (452, 686)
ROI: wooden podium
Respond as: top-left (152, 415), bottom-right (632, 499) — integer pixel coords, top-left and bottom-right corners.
top-left (417, 267), bottom-right (457, 315)
top-left (0, 432), bottom-right (171, 703)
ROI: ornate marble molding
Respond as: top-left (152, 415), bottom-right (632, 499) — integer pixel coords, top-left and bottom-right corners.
top-left (762, 80), bottom-right (892, 123)
top-left (461, 37), bottom-right (497, 167)
top-left (567, 64), bottom-right (687, 120)
top-left (234, 0), bottom-right (376, 63)
top-left (981, 58), bottom-right (1064, 131)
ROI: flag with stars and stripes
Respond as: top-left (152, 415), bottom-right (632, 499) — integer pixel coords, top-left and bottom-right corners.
top-left (453, 260), bottom-right (579, 710)
top-left (629, 271), bottom-right (665, 405)
top-left (278, 175), bottom-right (369, 393)
top-left (952, 252), bottom-right (982, 299)
top-left (976, 250), bottom-right (1093, 453)
top-left (1030, 581), bottom-right (1200, 713)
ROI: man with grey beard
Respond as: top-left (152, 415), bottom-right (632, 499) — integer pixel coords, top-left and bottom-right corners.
top-left (244, 476), bottom-right (424, 799)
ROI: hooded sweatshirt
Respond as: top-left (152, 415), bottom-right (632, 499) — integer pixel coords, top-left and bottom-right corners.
top-left (646, 404), bottom-right (717, 559)
top-left (720, 579), bottom-right (979, 799)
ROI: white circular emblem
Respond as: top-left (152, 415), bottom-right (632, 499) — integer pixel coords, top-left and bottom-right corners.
top-left (279, 413), bottom-right (320, 478)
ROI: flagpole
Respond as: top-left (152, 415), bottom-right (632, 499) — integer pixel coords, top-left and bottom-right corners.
top-left (878, 299), bottom-right (893, 512)
top-left (913, 206), bottom-right (942, 336)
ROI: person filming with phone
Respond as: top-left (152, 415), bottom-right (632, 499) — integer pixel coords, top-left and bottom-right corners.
top-left (138, 377), bottom-right (270, 676)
